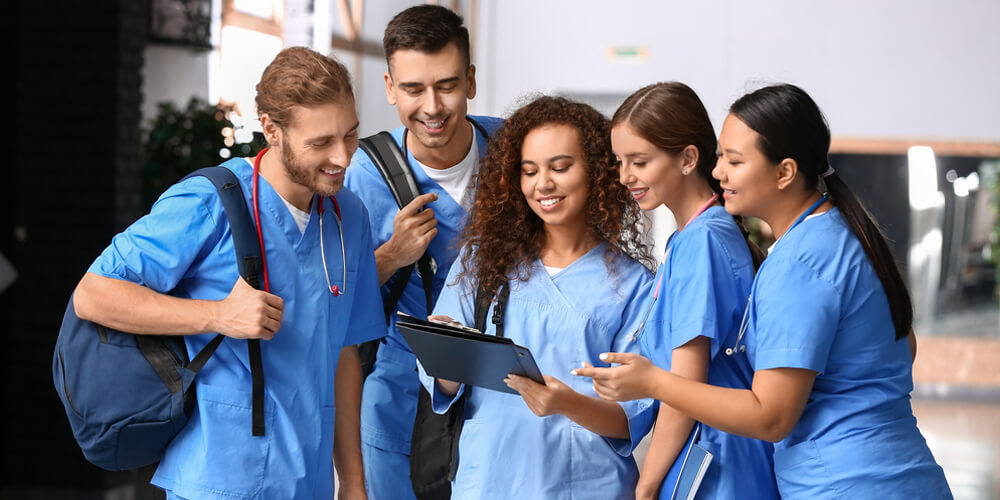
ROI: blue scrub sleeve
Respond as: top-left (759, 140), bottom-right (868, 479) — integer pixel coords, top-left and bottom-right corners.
top-left (751, 256), bottom-right (841, 373)
top-left (344, 154), bottom-right (397, 248)
top-left (343, 207), bottom-right (388, 346)
top-left (416, 249), bottom-right (476, 413)
top-left (87, 178), bottom-right (222, 293)
top-left (607, 398), bottom-right (657, 456)
top-left (605, 264), bottom-right (656, 455)
top-left (663, 229), bottom-right (731, 358)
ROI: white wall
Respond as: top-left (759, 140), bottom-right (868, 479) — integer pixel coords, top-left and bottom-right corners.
top-left (141, 45), bottom-right (213, 123)
top-left (476, 0), bottom-right (1000, 142)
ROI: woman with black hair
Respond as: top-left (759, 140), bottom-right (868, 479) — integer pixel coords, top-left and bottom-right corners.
top-left (578, 83), bottom-right (952, 498)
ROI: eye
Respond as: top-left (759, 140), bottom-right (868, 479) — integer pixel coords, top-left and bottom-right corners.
top-left (633, 161), bottom-right (647, 168)
top-left (521, 168), bottom-right (537, 177)
top-left (438, 84), bottom-right (457, 92)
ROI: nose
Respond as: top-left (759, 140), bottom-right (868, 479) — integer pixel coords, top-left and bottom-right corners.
top-left (331, 138), bottom-right (356, 168)
top-left (619, 161), bottom-right (634, 186)
top-left (712, 157), bottom-right (725, 182)
top-left (537, 167), bottom-right (555, 192)
top-left (421, 88), bottom-right (443, 117)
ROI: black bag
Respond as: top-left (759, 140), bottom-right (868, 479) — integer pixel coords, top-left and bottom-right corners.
top-left (409, 282), bottom-right (509, 499)
top-left (52, 167), bottom-right (266, 470)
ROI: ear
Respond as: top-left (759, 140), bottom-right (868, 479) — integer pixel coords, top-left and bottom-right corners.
top-left (466, 64), bottom-right (477, 100)
top-left (775, 158), bottom-right (799, 190)
top-left (384, 71), bottom-right (396, 106)
top-left (260, 114), bottom-right (281, 146)
top-left (679, 145), bottom-right (699, 174)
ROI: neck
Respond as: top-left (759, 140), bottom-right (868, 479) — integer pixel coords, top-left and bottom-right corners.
top-left (765, 191), bottom-right (827, 239)
top-left (409, 119), bottom-right (474, 170)
top-left (666, 180), bottom-right (718, 231)
top-left (259, 148), bottom-right (313, 212)
top-left (539, 222), bottom-right (598, 268)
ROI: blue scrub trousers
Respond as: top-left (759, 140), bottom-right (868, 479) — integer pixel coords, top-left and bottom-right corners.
top-left (362, 442), bottom-right (418, 500)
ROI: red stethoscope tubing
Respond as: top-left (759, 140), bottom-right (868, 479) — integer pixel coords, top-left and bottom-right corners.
top-left (251, 148), bottom-right (341, 294)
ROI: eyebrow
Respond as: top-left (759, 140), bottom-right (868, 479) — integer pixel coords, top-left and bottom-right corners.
top-left (723, 148), bottom-right (742, 155)
top-left (521, 154), bottom-right (573, 166)
top-left (305, 122), bottom-right (360, 143)
top-left (398, 76), bottom-right (461, 89)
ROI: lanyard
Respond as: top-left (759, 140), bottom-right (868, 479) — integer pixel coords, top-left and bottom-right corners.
top-left (251, 148), bottom-right (346, 296)
top-left (630, 193), bottom-right (719, 341)
top-left (726, 193), bottom-right (829, 356)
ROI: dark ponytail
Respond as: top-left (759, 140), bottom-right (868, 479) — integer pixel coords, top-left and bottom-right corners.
top-left (730, 84), bottom-right (912, 341)
top-left (613, 82), bottom-right (765, 270)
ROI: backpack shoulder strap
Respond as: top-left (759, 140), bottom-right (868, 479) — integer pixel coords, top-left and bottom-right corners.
top-left (358, 132), bottom-right (434, 318)
top-left (180, 166), bottom-right (266, 436)
top-left (473, 281), bottom-right (509, 336)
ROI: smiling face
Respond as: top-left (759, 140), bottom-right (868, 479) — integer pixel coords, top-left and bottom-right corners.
top-left (713, 113), bottom-right (780, 218)
top-left (611, 123), bottom-right (688, 211)
top-left (519, 123), bottom-right (591, 232)
top-left (384, 42), bottom-right (476, 158)
top-left (272, 99), bottom-right (359, 198)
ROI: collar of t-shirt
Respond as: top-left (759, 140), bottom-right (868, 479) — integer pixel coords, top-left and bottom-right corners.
top-left (412, 137), bottom-right (479, 212)
top-left (544, 265), bottom-right (565, 276)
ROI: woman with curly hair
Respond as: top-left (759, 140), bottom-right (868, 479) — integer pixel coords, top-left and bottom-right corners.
top-left (419, 95), bottom-right (654, 498)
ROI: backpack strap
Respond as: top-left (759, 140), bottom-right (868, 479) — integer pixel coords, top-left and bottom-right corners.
top-left (358, 132), bottom-right (435, 319)
top-left (181, 166), bottom-right (267, 437)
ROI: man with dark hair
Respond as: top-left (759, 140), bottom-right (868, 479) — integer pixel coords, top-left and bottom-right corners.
top-left (73, 47), bottom-right (383, 499)
top-left (343, 5), bottom-right (502, 498)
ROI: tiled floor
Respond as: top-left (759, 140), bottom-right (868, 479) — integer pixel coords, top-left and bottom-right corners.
top-left (632, 398), bottom-right (1000, 499)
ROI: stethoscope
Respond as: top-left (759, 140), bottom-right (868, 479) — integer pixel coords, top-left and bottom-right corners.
top-left (630, 193), bottom-right (720, 341)
top-left (251, 148), bottom-right (347, 297)
top-left (399, 117), bottom-right (492, 279)
top-left (725, 193), bottom-right (829, 356)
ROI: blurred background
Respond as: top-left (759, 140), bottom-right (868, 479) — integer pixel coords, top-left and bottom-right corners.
top-left (4, 0), bottom-right (998, 498)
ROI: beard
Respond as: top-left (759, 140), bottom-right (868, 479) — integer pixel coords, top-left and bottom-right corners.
top-left (280, 135), bottom-right (343, 198)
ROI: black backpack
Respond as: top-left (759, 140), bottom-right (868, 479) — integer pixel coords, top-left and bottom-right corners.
top-left (52, 166), bottom-right (266, 471)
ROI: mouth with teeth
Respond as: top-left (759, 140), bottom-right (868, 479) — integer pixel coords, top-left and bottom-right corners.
top-left (419, 117), bottom-right (448, 134)
top-left (320, 166), bottom-right (345, 179)
top-left (629, 187), bottom-right (649, 201)
top-left (721, 187), bottom-right (737, 200)
top-left (538, 196), bottom-right (565, 211)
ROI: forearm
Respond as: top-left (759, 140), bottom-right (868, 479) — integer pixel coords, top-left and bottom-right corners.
top-left (647, 369), bottom-right (802, 442)
top-left (334, 346), bottom-right (365, 491)
top-left (73, 272), bottom-right (216, 335)
top-left (374, 242), bottom-right (405, 286)
top-left (636, 403), bottom-right (695, 498)
top-left (560, 392), bottom-right (629, 439)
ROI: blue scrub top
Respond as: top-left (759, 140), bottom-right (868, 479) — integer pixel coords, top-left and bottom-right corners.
top-left (421, 244), bottom-right (653, 499)
top-left (344, 115), bottom-right (503, 454)
top-left (88, 158), bottom-right (385, 499)
top-left (624, 206), bottom-right (778, 499)
top-left (747, 208), bottom-right (951, 499)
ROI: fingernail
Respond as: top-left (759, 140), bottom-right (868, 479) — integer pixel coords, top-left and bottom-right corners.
top-left (599, 353), bottom-right (608, 361)
top-left (570, 370), bottom-right (578, 376)
top-left (581, 361), bottom-right (587, 368)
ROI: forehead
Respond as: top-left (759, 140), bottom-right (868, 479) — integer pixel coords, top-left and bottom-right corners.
top-left (285, 99), bottom-right (358, 138)
top-left (720, 114), bottom-right (756, 145)
top-left (522, 123), bottom-right (582, 157)
top-left (610, 123), bottom-right (654, 152)
top-left (388, 43), bottom-right (466, 82)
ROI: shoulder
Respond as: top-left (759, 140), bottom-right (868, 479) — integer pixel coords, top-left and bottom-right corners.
top-left (152, 159), bottom-right (256, 218)
top-left (771, 209), bottom-right (867, 281)
top-left (610, 249), bottom-right (654, 288)
top-left (332, 188), bottom-right (370, 227)
top-left (469, 115), bottom-right (504, 136)
top-left (674, 209), bottom-right (745, 261)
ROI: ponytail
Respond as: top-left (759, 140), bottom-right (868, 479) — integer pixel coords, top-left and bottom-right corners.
top-left (824, 173), bottom-right (913, 340)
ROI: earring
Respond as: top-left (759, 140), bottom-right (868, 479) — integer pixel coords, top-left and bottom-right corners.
top-left (682, 168), bottom-right (692, 175)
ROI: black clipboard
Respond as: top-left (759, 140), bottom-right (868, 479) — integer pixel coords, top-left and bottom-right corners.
top-left (396, 313), bottom-right (545, 394)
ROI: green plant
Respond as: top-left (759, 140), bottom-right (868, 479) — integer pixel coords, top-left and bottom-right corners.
top-left (142, 97), bottom-right (266, 209)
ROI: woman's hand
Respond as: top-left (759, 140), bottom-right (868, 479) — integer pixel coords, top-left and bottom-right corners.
top-left (505, 374), bottom-right (578, 417)
top-left (571, 352), bottom-right (661, 401)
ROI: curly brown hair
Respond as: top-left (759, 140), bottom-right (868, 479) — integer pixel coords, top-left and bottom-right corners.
top-left (455, 96), bottom-right (652, 296)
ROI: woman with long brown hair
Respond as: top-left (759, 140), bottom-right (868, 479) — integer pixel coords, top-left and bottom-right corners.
top-left (419, 95), bottom-right (653, 498)
top-left (601, 81), bottom-right (778, 499)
